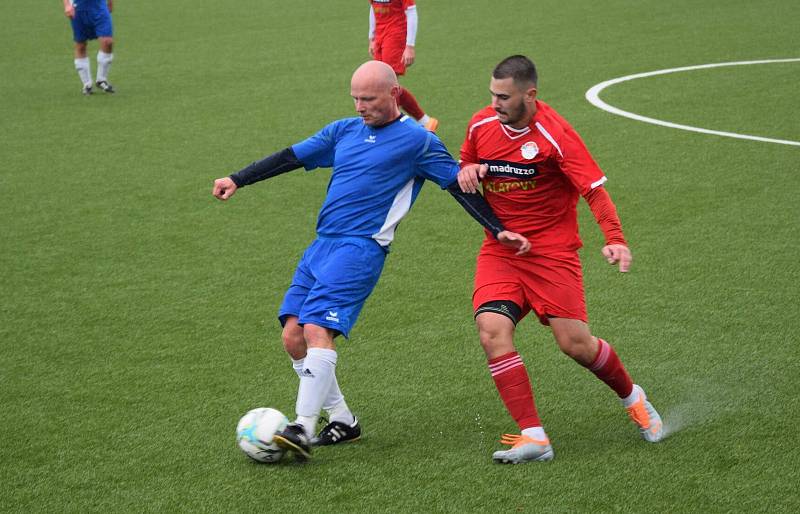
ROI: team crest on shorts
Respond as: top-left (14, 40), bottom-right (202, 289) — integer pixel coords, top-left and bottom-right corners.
top-left (521, 141), bottom-right (539, 160)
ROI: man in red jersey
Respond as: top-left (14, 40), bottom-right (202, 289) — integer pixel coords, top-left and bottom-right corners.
top-left (458, 55), bottom-right (664, 464)
top-left (369, 0), bottom-right (438, 131)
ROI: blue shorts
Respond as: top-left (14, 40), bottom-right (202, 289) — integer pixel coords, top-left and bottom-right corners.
top-left (71, 8), bottom-right (113, 42)
top-left (279, 237), bottom-right (387, 339)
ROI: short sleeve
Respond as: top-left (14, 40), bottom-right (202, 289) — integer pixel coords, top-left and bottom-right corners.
top-left (416, 132), bottom-right (459, 188)
top-left (291, 121), bottom-right (338, 171)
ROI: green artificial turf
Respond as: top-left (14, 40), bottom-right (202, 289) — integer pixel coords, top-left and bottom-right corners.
top-left (1, 0), bottom-right (798, 512)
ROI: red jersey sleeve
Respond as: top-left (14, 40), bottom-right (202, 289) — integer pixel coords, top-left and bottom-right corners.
top-left (403, 0), bottom-right (416, 8)
top-left (554, 125), bottom-right (607, 195)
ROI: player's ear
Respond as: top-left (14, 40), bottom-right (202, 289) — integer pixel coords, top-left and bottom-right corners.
top-left (390, 84), bottom-right (401, 99)
top-left (525, 86), bottom-right (538, 103)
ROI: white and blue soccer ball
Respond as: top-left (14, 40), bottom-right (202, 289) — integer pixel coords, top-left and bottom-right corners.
top-left (236, 407), bottom-right (289, 463)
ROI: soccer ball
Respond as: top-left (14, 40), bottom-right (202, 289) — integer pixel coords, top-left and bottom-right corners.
top-left (236, 407), bottom-right (289, 463)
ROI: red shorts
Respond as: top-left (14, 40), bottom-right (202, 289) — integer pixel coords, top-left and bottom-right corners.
top-left (373, 33), bottom-right (406, 75)
top-left (472, 248), bottom-right (588, 325)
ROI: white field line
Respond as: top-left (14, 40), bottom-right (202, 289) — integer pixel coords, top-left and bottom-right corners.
top-left (585, 58), bottom-right (800, 147)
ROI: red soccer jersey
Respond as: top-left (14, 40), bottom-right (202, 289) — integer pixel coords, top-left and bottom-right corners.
top-left (371, 0), bottom-right (415, 37)
top-left (461, 100), bottom-right (608, 254)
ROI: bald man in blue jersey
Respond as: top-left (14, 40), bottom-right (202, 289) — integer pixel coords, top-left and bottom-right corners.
top-left (212, 61), bottom-right (529, 462)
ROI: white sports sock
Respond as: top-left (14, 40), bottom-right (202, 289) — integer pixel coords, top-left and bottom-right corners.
top-left (621, 384), bottom-right (643, 408)
top-left (521, 426), bottom-right (548, 442)
top-left (293, 357), bottom-right (353, 425)
top-left (294, 348), bottom-right (337, 438)
top-left (74, 57), bottom-right (91, 86)
top-left (96, 51), bottom-right (113, 82)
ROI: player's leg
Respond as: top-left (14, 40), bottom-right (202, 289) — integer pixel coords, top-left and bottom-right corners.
top-left (477, 309), bottom-right (554, 463)
top-left (73, 41), bottom-right (93, 94)
top-left (282, 316), bottom-right (359, 446)
top-left (94, 8), bottom-right (115, 93)
top-left (274, 323), bottom-right (337, 461)
top-left (549, 317), bottom-right (663, 442)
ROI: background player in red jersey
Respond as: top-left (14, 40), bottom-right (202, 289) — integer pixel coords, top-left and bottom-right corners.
top-left (458, 55), bottom-right (665, 464)
top-left (369, 0), bottom-right (438, 131)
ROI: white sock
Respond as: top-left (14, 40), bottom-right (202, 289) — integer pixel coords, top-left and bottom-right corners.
top-left (294, 348), bottom-right (337, 438)
top-left (294, 357), bottom-right (354, 426)
top-left (419, 114), bottom-right (430, 125)
top-left (621, 384), bottom-right (643, 408)
top-left (521, 426), bottom-right (548, 442)
top-left (96, 51), bottom-right (113, 83)
top-left (74, 57), bottom-right (91, 86)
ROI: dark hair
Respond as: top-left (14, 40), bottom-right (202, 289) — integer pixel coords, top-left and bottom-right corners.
top-left (493, 55), bottom-right (538, 87)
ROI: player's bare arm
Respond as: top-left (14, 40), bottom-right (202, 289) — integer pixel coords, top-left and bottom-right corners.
top-left (63, 0), bottom-right (75, 18)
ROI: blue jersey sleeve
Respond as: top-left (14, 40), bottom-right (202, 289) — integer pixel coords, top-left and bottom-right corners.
top-left (415, 132), bottom-right (460, 189)
top-left (291, 121), bottom-right (339, 171)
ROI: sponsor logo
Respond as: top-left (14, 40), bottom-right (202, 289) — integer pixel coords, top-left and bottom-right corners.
top-left (301, 368), bottom-right (315, 378)
top-left (325, 310), bottom-right (340, 322)
top-left (484, 180), bottom-right (536, 193)
top-left (482, 159), bottom-right (538, 178)
top-left (521, 141), bottom-right (539, 159)
top-left (364, 135), bottom-right (377, 144)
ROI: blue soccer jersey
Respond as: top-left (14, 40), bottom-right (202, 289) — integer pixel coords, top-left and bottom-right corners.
top-left (292, 115), bottom-right (459, 247)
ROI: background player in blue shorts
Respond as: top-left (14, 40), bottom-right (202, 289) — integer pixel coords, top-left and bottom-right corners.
top-left (212, 60), bottom-right (530, 461)
top-left (63, 0), bottom-right (115, 95)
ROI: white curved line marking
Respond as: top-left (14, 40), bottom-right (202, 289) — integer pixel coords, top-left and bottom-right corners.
top-left (585, 58), bottom-right (800, 146)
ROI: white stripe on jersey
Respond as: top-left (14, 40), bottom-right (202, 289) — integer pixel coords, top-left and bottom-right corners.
top-left (534, 122), bottom-right (562, 157)
top-left (468, 115), bottom-right (498, 140)
top-left (590, 176), bottom-right (608, 189)
top-left (372, 177), bottom-right (415, 247)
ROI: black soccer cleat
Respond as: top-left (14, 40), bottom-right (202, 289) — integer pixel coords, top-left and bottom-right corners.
top-left (95, 80), bottom-right (115, 93)
top-left (312, 417), bottom-right (361, 446)
top-left (81, 84), bottom-right (93, 95)
top-left (273, 423), bottom-right (311, 462)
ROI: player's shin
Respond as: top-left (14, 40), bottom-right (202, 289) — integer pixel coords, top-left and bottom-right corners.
top-left (584, 338), bottom-right (634, 398)
top-left (294, 347), bottom-right (337, 438)
top-left (488, 352), bottom-right (542, 430)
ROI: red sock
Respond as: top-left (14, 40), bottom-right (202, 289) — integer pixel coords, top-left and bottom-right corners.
top-left (488, 352), bottom-right (541, 429)
top-left (397, 86), bottom-right (425, 120)
top-left (586, 338), bottom-right (634, 398)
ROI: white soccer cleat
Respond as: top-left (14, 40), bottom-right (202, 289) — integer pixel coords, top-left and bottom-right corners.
top-left (625, 384), bottom-right (664, 443)
top-left (492, 434), bottom-right (554, 464)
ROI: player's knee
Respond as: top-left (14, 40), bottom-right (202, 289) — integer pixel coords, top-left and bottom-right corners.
top-left (281, 325), bottom-right (305, 358)
top-left (556, 333), bottom-right (596, 363)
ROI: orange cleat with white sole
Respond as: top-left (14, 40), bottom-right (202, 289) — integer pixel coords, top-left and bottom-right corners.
top-left (492, 434), bottom-right (554, 463)
top-left (625, 384), bottom-right (664, 443)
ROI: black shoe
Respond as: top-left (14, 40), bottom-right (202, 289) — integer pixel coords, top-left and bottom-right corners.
top-left (96, 80), bottom-right (115, 93)
top-left (273, 423), bottom-right (311, 462)
top-left (81, 84), bottom-right (93, 95)
top-left (312, 417), bottom-right (361, 446)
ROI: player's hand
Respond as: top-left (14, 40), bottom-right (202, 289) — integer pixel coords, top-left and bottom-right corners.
top-left (402, 46), bottom-right (415, 67)
top-left (212, 177), bottom-right (238, 201)
top-left (497, 231), bottom-right (531, 255)
top-left (65, 4), bottom-right (75, 18)
top-left (107, 0), bottom-right (113, 13)
top-left (369, 39), bottom-right (377, 57)
top-left (601, 244), bottom-right (632, 272)
top-left (457, 163), bottom-right (488, 193)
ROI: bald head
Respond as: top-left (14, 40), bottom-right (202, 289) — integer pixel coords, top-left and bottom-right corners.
top-left (352, 60), bottom-right (399, 91)
top-left (351, 61), bottom-right (401, 126)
